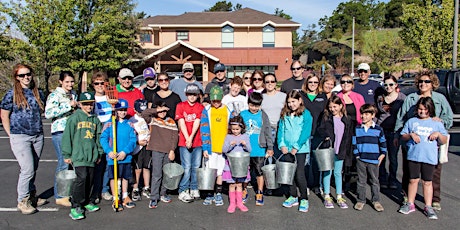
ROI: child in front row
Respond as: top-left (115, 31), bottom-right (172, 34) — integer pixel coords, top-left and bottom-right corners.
top-left (222, 116), bottom-right (251, 213)
top-left (399, 97), bottom-right (448, 220)
top-left (316, 95), bottom-right (353, 209)
top-left (100, 99), bottom-right (137, 211)
top-left (277, 90), bottom-right (312, 213)
top-left (352, 104), bottom-right (386, 212)
top-left (62, 92), bottom-right (103, 220)
top-left (142, 101), bottom-right (178, 208)
top-left (240, 92), bottom-right (273, 205)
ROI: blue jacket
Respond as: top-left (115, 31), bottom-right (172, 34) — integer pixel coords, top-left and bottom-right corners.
top-left (100, 119), bottom-right (137, 165)
top-left (200, 104), bottom-right (233, 154)
top-left (277, 110), bottom-right (312, 154)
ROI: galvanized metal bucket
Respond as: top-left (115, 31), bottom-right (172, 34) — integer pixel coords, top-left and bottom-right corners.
top-left (197, 158), bottom-right (217, 190)
top-left (226, 151), bottom-right (250, 178)
top-left (275, 154), bottom-right (296, 185)
top-left (56, 169), bottom-right (77, 197)
top-left (312, 139), bottom-right (335, 171)
top-left (162, 162), bottom-right (184, 190)
top-left (261, 157), bottom-right (280, 189)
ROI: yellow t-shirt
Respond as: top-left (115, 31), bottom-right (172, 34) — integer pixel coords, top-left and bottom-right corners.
top-left (210, 106), bottom-right (228, 153)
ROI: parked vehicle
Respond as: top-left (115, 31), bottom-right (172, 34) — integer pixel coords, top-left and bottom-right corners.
top-left (434, 69), bottom-right (460, 122)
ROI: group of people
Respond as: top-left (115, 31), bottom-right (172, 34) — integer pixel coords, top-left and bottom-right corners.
top-left (0, 61), bottom-right (452, 221)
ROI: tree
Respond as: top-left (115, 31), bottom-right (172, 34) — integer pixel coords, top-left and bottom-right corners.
top-left (384, 0), bottom-right (422, 28)
top-left (274, 8), bottom-right (292, 20)
top-left (400, 0), bottom-right (454, 68)
top-left (206, 1), bottom-right (233, 12)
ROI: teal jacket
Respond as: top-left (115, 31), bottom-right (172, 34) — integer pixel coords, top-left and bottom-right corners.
top-left (277, 110), bottom-right (313, 154)
top-left (61, 109), bottom-right (103, 167)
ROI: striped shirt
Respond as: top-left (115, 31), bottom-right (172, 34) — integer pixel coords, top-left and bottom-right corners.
top-left (353, 122), bottom-right (387, 164)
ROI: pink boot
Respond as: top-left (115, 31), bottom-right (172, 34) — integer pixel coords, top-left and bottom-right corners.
top-left (235, 191), bottom-right (248, 212)
top-left (227, 191), bottom-right (236, 213)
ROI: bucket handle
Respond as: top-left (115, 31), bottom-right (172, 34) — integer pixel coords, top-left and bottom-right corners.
top-left (316, 138), bottom-right (333, 151)
top-left (263, 157), bottom-right (274, 166)
top-left (201, 157), bottom-right (211, 169)
top-left (276, 153), bottom-right (297, 164)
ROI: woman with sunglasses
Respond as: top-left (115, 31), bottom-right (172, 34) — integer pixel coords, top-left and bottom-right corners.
top-left (300, 73), bottom-right (328, 195)
top-left (241, 71), bottom-right (253, 96)
top-left (44, 71), bottom-right (77, 207)
top-left (152, 72), bottom-right (181, 119)
top-left (247, 70), bottom-right (265, 96)
top-left (281, 60), bottom-right (306, 93)
top-left (1, 63), bottom-right (46, 214)
top-left (319, 74), bottom-right (337, 99)
top-left (375, 75), bottom-right (406, 190)
top-left (394, 70), bottom-right (453, 211)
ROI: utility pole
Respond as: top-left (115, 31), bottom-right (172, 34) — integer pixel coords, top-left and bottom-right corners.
top-left (351, 17), bottom-right (355, 76)
top-left (454, 0), bottom-right (458, 68)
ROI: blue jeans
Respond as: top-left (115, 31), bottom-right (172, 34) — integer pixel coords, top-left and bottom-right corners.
top-left (178, 147), bottom-right (202, 193)
top-left (322, 155), bottom-right (344, 195)
top-left (52, 132), bottom-right (68, 199)
top-left (379, 132), bottom-right (398, 185)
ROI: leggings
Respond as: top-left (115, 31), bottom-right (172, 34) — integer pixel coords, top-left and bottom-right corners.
top-left (322, 155), bottom-right (344, 195)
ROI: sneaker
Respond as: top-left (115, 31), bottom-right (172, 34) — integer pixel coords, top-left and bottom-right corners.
top-left (132, 189), bottom-right (141, 201)
top-left (123, 197), bottom-right (136, 208)
top-left (282, 196), bottom-right (299, 208)
top-left (84, 203), bottom-right (100, 212)
top-left (148, 200), bottom-right (157, 209)
top-left (160, 195), bottom-right (172, 203)
top-left (337, 197), bottom-right (349, 209)
top-left (30, 191), bottom-right (47, 207)
top-left (373, 201), bottom-right (384, 212)
top-left (324, 197), bottom-right (334, 209)
top-left (298, 199), bottom-right (309, 212)
top-left (102, 192), bottom-right (113, 201)
top-left (432, 202), bottom-right (441, 211)
top-left (242, 189), bottom-right (249, 204)
top-left (55, 197), bottom-right (71, 207)
top-left (112, 199), bottom-right (123, 211)
top-left (94, 197), bottom-right (101, 204)
top-left (354, 202), bottom-right (365, 211)
top-left (190, 190), bottom-right (200, 199)
top-left (203, 196), bottom-right (214, 205)
top-left (142, 187), bottom-right (151, 199)
top-left (69, 207), bottom-right (85, 220)
top-left (178, 191), bottom-right (194, 203)
top-left (255, 193), bottom-right (264, 206)
top-left (399, 202), bottom-right (415, 214)
top-left (214, 193), bottom-right (224, 206)
top-left (424, 206), bottom-right (438, 220)
top-left (17, 196), bottom-right (37, 215)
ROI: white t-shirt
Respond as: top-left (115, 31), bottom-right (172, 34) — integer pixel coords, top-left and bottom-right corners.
top-left (222, 94), bottom-right (248, 115)
top-left (129, 114), bottom-right (150, 154)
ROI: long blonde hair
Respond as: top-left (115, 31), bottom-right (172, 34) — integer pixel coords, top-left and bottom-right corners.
top-left (12, 63), bottom-right (44, 110)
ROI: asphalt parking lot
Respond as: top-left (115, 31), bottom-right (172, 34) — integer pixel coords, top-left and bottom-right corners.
top-left (0, 122), bottom-right (459, 230)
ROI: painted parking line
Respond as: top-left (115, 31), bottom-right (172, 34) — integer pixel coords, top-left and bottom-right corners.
top-left (0, 207), bottom-right (59, 212)
top-left (0, 159), bottom-right (57, 162)
top-left (0, 137), bottom-right (52, 139)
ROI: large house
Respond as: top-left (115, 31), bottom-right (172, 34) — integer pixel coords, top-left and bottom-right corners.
top-left (137, 8), bottom-right (300, 82)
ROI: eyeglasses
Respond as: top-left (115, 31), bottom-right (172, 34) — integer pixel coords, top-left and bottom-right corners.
top-left (183, 69), bottom-right (194, 73)
top-left (16, 72), bottom-right (32, 78)
top-left (93, 82), bottom-right (105, 86)
top-left (265, 80), bottom-right (276, 84)
top-left (340, 80), bottom-right (353, 84)
top-left (81, 102), bottom-right (94, 106)
top-left (291, 67), bottom-right (302, 71)
top-left (358, 69), bottom-right (368, 73)
top-left (253, 78), bottom-right (263, 82)
top-left (308, 81), bottom-right (319, 84)
top-left (384, 83), bottom-right (395, 87)
top-left (418, 79), bottom-right (432, 84)
top-left (215, 70), bottom-right (225, 73)
top-left (158, 78), bottom-right (169, 83)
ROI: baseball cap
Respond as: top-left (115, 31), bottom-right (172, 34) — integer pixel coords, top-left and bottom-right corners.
top-left (118, 68), bottom-right (134, 79)
top-left (185, 83), bottom-right (201, 95)
top-left (78, 92), bottom-right (95, 102)
top-left (213, 63), bottom-right (226, 73)
top-left (209, 86), bottom-right (223, 101)
top-left (115, 98), bottom-right (129, 110)
top-left (134, 99), bottom-right (148, 112)
top-left (143, 67), bottom-right (156, 80)
top-left (182, 62), bottom-right (194, 71)
top-left (357, 63), bottom-right (370, 71)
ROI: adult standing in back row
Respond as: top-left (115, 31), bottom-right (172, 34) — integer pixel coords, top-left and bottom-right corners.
top-left (280, 60), bottom-right (305, 93)
top-left (170, 62), bottom-right (203, 102)
top-left (116, 68), bottom-right (144, 118)
top-left (353, 63), bottom-right (382, 105)
top-left (204, 63), bottom-right (231, 102)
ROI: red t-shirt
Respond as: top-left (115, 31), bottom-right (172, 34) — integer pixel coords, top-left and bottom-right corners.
top-left (175, 101), bottom-right (204, 147)
top-left (116, 85), bottom-right (144, 117)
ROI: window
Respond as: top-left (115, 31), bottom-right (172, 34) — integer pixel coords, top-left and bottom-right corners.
top-left (176, 31), bottom-right (189, 41)
top-left (222, 25), bottom-right (234, 47)
top-left (262, 25), bottom-right (275, 47)
top-left (140, 33), bottom-right (152, 43)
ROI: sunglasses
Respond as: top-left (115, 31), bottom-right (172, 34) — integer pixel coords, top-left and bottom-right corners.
top-left (384, 83), bottom-right (395, 87)
top-left (183, 69), bottom-right (194, 73)
top-left (121, 77), bottom-right (133, 80)
top-left (265, 80), bottom-right (276, 84)
top-left (117, 108), bottom-right (128, 111)
top-left (158, 78), bottom-right (169, 82)
top-left (253, 78), bottom-right (263, 82)
top-left (81, 102), bottom-right (95, 106)
top-left (17, 72), bottom-right (32, 78)
top-left (340, 80), bottom-right (353, 84)
top-left (358, 69), bottom-right (368, 73)
top-left (308, 81), bottom-right (319, 84)
top-left (93, 82), bottom-right (105, 86)
top-left (418, 79), bottom-right (432, 84)
top-left (215, 70), bottom-right (225, 73)
top-left (291, 67), bottom-right (302, 71)
top-left (244, 77), bottom-right (251, 80)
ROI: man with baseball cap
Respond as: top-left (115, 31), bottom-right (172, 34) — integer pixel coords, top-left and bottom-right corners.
top-left (116, 68), bottom-right (144, 117)
top-left (353, 63), bottom-right (382, 105)
top-left (142, 67), bottom-right (159, 105)
top-left (169, 62), bottom-right (204, 101)
top-left (204, 63), bottom-right (231, 102)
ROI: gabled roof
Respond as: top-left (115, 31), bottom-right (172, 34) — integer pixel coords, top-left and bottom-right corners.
top-left (141, 8), bottom-right (301, 28)
top-left (142, 40), bottom-right (219, 62)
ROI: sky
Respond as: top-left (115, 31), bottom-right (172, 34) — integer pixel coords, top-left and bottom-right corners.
top-left (134, 0), bottom-right (348, 30)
